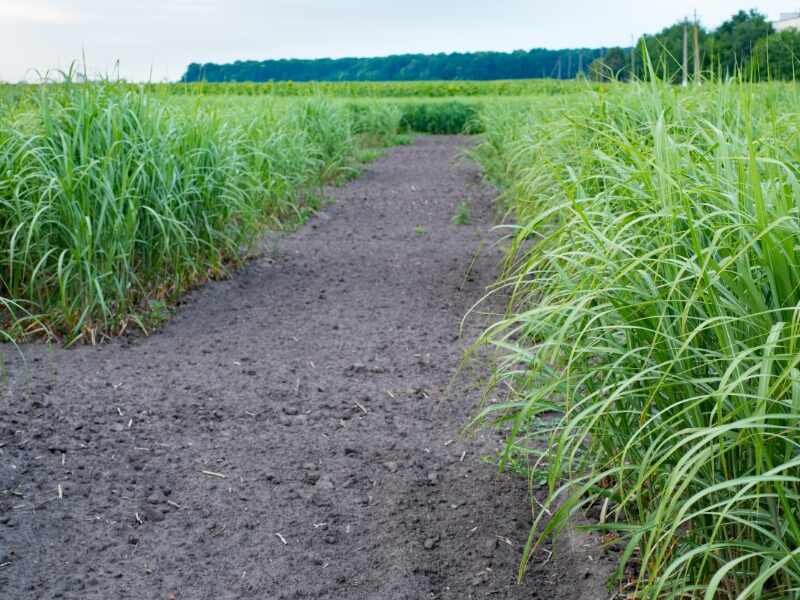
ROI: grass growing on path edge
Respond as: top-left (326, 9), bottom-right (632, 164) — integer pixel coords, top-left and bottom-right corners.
top-left (472, 80), bottom-right (800, 598)
top-left (0, 83), bottom-right (403, 344)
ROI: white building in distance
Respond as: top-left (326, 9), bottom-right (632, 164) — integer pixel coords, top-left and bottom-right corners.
top-left (775, 11), bottom-right (800, 31)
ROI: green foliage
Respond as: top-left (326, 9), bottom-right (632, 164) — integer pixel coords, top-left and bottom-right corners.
top-left (291, 98), bottom-right (356, 182)
top-left (398, 101), bottom-right (482, 134)
top-left (752, 30), bottom-right (800, 80)
top-left (0, 81), bottom-right (533, 343)
top-left (347, 101), bottom-right (404, 146)
top-left (3, 81), bottom-right (608, 108)
top-left (596, 8), bottom-right (781, 83)
top-left (635, 21), bottom-right (704, 82)
top-left (588, 47), bottom-right (631, 81)
top-left (180, 48), bottom-right (608, 83)
top-left (711, 9), bottom-right (774, 75)
top-left (161, 79), bottom-right (600, 98)
top-left (474, 80), bottom-right (800, 597)
top-left (451, 202), bottom-right (470, 225)
top-left (0, 84), bottom-right (391, 342)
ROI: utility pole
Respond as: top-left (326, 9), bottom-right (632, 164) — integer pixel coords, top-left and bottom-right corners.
top-left (693, 10), bottom-right (701, 84)
top-left (682, 18), bottom-right (689, 86)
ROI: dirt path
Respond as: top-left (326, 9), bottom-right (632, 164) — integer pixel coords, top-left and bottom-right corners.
top-left (0, 136), bottom-right (611, 600)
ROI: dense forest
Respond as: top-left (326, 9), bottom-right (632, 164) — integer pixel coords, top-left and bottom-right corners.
top-left (181, 48), bottom-right (609, 83)
top-left (182, 9), bottom-right (800, 83)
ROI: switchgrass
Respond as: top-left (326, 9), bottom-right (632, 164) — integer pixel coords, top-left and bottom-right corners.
top-left (346, 100), bottom-right (406, 146)
top-left (0, 80), bottom-right (508, 343)
top-left (347, 97), bottom-right (486, 135)
top-left (452, 201), bottom-right (471, 225)
top-left (474, 80), bottom-right (800, 598)
top-left (0, 83), bottom-right (365, 343)
top-left (397, 100), bottom-right (484, 134)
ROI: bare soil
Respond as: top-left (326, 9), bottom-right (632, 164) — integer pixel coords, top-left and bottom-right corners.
top-left (0, 136), bottom-right (613, 599)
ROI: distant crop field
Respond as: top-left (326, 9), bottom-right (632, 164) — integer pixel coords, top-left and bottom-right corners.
top-left (2, 78), bottom-right (600, 99)
top-left (157, 78), bottom-right (601, 97)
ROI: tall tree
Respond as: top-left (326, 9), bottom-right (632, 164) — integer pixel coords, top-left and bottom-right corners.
top-left (588, 47), bottom-right (629, 81)
top-left (752, 30), bottom-right (800, 80)
top-left (709, 9), bottom-right (773, 76)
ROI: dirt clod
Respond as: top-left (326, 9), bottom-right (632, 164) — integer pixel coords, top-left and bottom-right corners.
top-left (424, 536), bottom-right (440, 550)
top-left (315, 475), bottom-right (335, 491)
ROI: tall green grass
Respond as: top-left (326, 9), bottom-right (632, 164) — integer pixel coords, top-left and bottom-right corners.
top-left (397, 100), bottom-right (484, 134)
top-left (0, 84), bottom-right (369, 343)
top-left (0, 81), bottom-right (500, 343)
top-left (347, 100), bottom-right (405, 145)
top-left (474, 81), bottom-right (800, 598)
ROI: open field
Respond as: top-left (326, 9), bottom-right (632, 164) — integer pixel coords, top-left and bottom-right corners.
top-left (3, 77), bottom-right (800, 598)
top-left (2, 79), bottom-right (602, 98)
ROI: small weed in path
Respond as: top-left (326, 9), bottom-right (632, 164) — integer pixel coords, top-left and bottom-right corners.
top-left (451, 201), bottom-right (470, 225)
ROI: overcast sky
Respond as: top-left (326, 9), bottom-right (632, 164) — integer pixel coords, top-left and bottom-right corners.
top-left (1, 1), bottom-right (796, 82)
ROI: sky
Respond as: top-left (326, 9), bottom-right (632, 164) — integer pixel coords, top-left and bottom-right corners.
top-left (1, 0), bottom-right (797, 82)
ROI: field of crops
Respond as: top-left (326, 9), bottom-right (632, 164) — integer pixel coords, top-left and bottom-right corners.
top-left (150, 79), bottom-right (601, 98)
top-left (4, 75), bottom-right (800, 597)
top-left (473, 80), bottom-right (800, 598)
top-left (0, 82), bottom-right (509, 343)
top-left (1, 79), bottom-right (600, 100)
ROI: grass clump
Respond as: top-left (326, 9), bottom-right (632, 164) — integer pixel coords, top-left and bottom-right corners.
top-left (347, 101), bottom-right (407, 147)
top-left (473, 80), bottom-right (800, 598)
top-left (451, 201), bottom-right (470, 225)
top-left (398, 100), bottom-right (483, 134)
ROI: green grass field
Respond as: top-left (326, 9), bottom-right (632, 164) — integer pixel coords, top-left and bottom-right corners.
top-left (3, 76), bottom-right (800, 597)
top-left (139, 78), bottom-right (602, 97)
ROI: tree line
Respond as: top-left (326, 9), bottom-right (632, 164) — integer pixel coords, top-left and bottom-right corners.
top-left (590, 9), bottom-right (799, 81)
top-left (182, 9), bottom-right (800, 84)
top-left (181, 48), bottom-right (608, 83)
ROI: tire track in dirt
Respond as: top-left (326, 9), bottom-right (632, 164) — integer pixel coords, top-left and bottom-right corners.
top-left (0, 136), bottom-right (612, 599)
